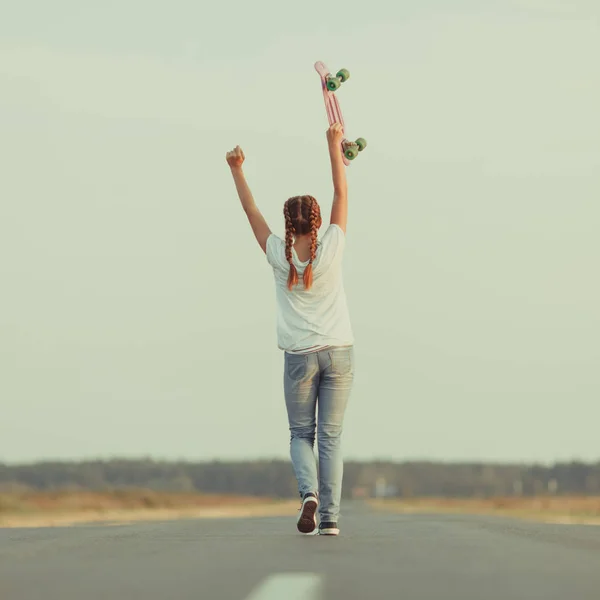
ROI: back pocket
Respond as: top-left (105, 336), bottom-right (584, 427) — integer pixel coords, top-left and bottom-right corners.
top-left (328, 348), bottom-right (353, 376)
top-left (286, 353), bottom-right (308, 381)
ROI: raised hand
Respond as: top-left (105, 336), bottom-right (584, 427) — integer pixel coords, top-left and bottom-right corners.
top-left (226, 145), bottom-right (245, 169)
top-left (326, 123), bottom-right (344, 147)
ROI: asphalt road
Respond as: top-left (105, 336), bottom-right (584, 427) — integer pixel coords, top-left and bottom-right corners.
top-left (1, 502), bottom-right (599, 600)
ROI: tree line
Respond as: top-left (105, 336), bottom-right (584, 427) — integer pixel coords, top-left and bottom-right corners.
top-left (1, 459), bottom-right (599, 498)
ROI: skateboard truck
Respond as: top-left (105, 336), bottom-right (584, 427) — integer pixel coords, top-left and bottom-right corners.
top-left (342, 138), bottom-right (367, 161)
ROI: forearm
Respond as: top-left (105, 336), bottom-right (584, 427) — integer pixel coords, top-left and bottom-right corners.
top-left (328, 144), bottom-right (347, 194)
top-left (228, 162), bottom-right (271, 251)
top-left (328, 141), bottom-right (348, 231)
top-left (230, 166), bottom-right (257, 213)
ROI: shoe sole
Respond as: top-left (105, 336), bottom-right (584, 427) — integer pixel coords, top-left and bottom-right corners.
top-left (318, 527), bottom-right (340, 536)
top-left (297, 498), bottom-right (318, 534)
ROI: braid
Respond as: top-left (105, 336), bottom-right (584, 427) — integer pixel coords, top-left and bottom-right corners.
top-left (303, 197), bottom-right (319, 290)
top-left (284, 200), bottom-right (298, 290)
top-left (309, 199), bottom-right (319, 263)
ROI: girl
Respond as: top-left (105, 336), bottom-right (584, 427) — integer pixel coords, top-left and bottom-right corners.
top-left (225, 123), bottom-right (354, 536)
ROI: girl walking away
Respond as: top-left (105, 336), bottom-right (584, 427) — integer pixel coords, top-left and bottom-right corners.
top-left (225, 123), bottom-right (355, 536)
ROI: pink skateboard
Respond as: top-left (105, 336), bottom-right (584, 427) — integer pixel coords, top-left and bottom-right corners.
top-left (314, 61), bottom-right (367, 165)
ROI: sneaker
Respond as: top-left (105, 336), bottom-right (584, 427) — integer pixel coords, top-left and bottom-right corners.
top-left (318, 521), bottom-right (339, 536)
top-left (297, 493), bottom-right (318, 534)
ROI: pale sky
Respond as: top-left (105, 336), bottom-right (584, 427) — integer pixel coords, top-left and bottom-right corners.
top-left (1, 0), bottom-right (599, 465)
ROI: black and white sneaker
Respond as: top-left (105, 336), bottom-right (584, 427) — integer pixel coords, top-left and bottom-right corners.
top-left (318, 521), bottom-right (339, 536)
top-left (297, 493), bottom-right (318, 534)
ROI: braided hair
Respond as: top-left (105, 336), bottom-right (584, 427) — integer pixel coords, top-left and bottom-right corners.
top-left (283, 195), bottom-right (322, 291)
top-left (283, 200), bottom-right (298, 290)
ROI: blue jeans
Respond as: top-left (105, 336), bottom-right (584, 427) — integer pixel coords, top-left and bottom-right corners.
top-left (284, 346), bottom-right (354, 523)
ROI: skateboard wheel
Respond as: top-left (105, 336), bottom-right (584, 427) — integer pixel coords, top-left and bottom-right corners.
top-left (344, 144), bottom-right (359, 160)
top-left (326, 76), bottom-right (341, 91)
top-left (336, 69), bottom-right (350, 82)
top-left (356, 137), bottom-right (367, 151)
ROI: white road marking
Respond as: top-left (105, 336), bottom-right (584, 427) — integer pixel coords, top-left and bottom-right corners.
top-left (244, 573), bottom-right (323, 600)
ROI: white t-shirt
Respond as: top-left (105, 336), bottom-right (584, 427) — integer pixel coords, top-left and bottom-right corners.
top-left (265, 223), bottom-right (354, 353)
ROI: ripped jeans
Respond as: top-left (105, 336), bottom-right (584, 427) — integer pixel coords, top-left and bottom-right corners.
top-left (284, 346), bottom-right (354, 523)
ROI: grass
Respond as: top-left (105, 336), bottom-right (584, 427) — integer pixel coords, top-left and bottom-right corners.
top-left (4, 490), bottom-right (599, 528)
top-left (0, 490), bottom-right (297, 528)
top-left (369, 495), bottom-right (600, 524)
top-left (0, 489), bottom-right (270, 512)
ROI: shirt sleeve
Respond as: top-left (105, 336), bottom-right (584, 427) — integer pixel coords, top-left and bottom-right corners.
top-left (318, 223), bottom-right (346, 268)
top-left (265, 234), bottom-right (286, 270)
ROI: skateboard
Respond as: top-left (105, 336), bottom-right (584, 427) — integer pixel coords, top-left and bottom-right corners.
top-left (314, 61), bottom-right (366, 165)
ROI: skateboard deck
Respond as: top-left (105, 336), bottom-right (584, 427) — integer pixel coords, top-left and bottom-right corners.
top-left (314, 61), bottom-right (366, 165)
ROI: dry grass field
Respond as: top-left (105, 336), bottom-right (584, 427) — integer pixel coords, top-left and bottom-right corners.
top-left (3, 491), bottom-right (600, 528)
top-left (0, 490), bottom-right (297, 528)
top-left (369, 495), bottom-right (600, 525)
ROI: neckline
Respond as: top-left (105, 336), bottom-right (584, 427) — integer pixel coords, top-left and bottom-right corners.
top-left (292, 246), bottom-right (310, 266)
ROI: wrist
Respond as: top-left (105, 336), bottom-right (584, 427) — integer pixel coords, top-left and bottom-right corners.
top-left (230, 166), bottom-right (245, 179)
top-left (328, 144), bottom-right (342, 158)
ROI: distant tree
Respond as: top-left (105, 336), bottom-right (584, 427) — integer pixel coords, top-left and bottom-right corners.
top-left (1, 458), bottom-right (599, 498)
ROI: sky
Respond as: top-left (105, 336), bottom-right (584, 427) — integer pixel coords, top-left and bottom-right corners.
top-left (1, 0), bottom-right (599, 465)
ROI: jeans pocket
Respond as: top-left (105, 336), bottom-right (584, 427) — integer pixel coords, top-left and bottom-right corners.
top-left (328, 348), bottom-right (353, 376)
top-left (286, 354), bottom-right (307, 381)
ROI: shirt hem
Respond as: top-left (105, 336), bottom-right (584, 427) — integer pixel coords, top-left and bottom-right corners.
top-left (279, 341), bottom-right (354, 355)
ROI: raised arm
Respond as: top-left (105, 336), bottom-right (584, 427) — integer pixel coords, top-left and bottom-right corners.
top-left (226, 145), bottom-right (271, 253)
top-left (327, 123), bottom-right (348, 233)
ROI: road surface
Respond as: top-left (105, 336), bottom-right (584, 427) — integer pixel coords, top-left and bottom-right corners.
top-left (1, 502), bottom-right (599, 599)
